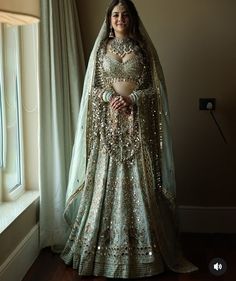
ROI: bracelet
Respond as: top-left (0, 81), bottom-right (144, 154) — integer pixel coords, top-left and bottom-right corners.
top-left (129, 91), bottom-right (140, 104)
top-left (102, 86), bottom-right (117, 102)
top-left (102, 91), bottom-right (114, 102)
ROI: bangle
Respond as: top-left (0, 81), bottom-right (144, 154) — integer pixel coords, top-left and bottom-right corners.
top-left (102, 91), bottom-right (114, 102)
top-left (129, 91), bottom-right (139, 104)
top-left (102, 86), bottom-right (117, 102)
top-left (129, 94), bottom-right (135, 104)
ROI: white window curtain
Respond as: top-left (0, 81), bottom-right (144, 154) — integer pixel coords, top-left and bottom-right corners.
top-left (39, 0), bottom-right (85, 249)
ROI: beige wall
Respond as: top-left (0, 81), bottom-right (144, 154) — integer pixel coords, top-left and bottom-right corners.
top-left (77, 0), bottom-right (236, 207)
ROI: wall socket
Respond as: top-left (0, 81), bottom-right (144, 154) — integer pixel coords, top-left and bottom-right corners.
top-left (199, 98), bottom-right (216, 110)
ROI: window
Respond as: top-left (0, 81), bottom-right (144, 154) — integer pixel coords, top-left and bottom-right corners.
top-left (0, 23), bottom-right (39, 203)
top-left (0, 71), bottom-right (3, 169)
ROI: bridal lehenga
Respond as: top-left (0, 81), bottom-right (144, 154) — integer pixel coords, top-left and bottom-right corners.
top-left (60, 18), bottom-right (199, 279)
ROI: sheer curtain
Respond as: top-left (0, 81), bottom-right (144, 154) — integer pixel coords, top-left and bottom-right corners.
top-left (39, 0), bottom-right (85, 249)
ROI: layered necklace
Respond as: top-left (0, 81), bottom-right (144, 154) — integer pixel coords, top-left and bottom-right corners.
top-left (109, 37), bottom-right (137, 58)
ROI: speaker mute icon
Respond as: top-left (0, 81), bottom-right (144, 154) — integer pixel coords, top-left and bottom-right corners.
top-left (209, 258), bottom-right (227, 276)
top-left (213, 262), bottom-right (223, 271)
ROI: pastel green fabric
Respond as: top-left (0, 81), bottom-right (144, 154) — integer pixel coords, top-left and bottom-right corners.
top-left (39, 0), bottom-right (85, 248)
top-left (61, 17), bottom-right (199, 278)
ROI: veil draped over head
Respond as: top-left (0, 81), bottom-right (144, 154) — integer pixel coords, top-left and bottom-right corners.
top-left (63, 8), bottom-right (198, 273)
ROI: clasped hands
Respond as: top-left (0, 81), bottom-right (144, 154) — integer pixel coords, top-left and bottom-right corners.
top-left (109, 95), bottom-right (132, 115)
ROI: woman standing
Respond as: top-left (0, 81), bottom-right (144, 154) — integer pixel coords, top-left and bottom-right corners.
top-left (61, 0), bottom-right (198, 279)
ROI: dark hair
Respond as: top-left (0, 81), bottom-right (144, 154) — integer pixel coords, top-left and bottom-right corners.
top-left (105, 0), bottom-right (142, 41)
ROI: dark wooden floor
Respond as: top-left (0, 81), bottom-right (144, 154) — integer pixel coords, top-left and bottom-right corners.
top-left (23, 233), bottom-right (236, 281)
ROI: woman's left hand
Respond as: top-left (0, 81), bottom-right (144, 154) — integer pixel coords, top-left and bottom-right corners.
top-left (110, 95), bottom-right (132, 111)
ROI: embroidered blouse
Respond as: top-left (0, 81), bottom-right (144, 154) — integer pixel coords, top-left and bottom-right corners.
top-left (95, 40), bottom-right (151, 92)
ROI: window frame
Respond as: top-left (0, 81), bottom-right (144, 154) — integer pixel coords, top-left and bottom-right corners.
top-left (0, 24), bottom-right (25, 202)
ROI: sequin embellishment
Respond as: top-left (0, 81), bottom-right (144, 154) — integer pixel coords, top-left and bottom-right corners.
top-left (100, 104), bottom-right (140, 163)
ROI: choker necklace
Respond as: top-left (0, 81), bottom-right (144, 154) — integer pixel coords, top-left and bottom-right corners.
top-left (109, 37), bottom-right (137, 58)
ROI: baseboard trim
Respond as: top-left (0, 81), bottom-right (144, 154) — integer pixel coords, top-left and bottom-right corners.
top-left (0, 224), bottom-right (40, 281)
top-left (178, 206), bottom-right (236, 233)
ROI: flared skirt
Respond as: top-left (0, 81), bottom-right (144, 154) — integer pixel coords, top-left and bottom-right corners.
top-left (61, 139), bottom-right (197, 278)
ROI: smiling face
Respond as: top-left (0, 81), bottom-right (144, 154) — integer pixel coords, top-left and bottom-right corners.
top-left (110, 3), bottom-right (130, 38)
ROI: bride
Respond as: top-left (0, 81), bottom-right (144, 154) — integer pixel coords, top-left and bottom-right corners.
top-left (60, 0), bottom-right (199, 279)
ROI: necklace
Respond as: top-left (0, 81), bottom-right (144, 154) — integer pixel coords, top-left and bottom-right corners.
top-left (109, 37), bottom-right (137, 58)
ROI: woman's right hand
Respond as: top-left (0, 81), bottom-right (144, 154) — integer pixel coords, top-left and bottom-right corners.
top-left (110, 95), bottom-right (132, 112)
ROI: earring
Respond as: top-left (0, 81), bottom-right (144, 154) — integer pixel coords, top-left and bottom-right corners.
top-left (109, 27), bottom-right (114, 38)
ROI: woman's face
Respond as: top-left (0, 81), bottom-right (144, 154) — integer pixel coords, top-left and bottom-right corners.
top-left (110, 3), bottom-right (130, 37)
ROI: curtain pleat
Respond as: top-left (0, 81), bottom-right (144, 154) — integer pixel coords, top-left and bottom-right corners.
top-left (39, 0), bottom-right (85, 248)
